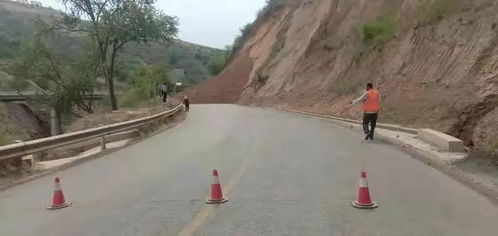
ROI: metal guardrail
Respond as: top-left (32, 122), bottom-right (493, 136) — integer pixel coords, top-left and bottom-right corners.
top-left (0, 92), bottom-right (106, 102)
top-left (276, 109), bottom-right (418, 135)
top-left (0, 104), bottom-right (184, 161)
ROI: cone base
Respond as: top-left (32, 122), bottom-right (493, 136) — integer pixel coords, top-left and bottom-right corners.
top-left (47, 201), bottom-right (72, 210)
top-left (352, 201), bottom-right (378, 209)
top-left (206, 198), bottom-right (228, 204)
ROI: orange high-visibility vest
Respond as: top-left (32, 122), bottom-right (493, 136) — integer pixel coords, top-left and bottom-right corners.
top-left (363, 89), bottom-right (380, 113)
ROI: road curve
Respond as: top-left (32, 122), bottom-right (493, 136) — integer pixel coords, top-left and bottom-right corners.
top-left (0, 104), bottom-right (497, 235)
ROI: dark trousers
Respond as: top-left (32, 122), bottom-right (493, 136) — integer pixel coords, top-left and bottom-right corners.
top-left (184, 100), bottom-right (190, 112)
top-left (162, 92), bottom-right (167, 103)
top-left (363, 113), bottom-right (378, 140)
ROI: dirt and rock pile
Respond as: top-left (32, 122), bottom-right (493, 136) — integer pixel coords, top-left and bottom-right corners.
top-left (185, 51), bottom-right (253, 104)
top-left (190, 0), bottom-right (498, 152)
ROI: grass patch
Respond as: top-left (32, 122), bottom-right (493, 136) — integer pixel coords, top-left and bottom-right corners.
top-left (252, 25), bottom-right (288, 89)
top-left (361, 14), bottom-right (398, 47)
top-left (480, 137), bottom-right (498, 161)
top-left (270, 36), bottom-right (285, 59)
top-left (256, 68), bottom-right (269, 86)
top-left (0, 133), bottom-right (14, 146)
top-left (119, 88), bottom-right (151, 108)
top-left (419, 0), bottom-right (455, 23)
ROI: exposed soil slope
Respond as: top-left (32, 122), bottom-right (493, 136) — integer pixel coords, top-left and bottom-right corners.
top-left (224, 0), bottom-right (498, 150)
top-left (186, 50), bottom-right (253, 103)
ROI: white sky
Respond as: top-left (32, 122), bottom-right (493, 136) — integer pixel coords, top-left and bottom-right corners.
top-left (38, 0), bottom-right (267, 49)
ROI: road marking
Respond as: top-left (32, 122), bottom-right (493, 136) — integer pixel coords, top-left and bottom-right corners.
top-left (176, 159), bottom-right (253, 236)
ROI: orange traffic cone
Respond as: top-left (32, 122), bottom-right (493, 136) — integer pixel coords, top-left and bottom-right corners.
top-left (206, 170), bottom-right (228, 204)
top-left (352, 171), bottom-right (378, 209)
top-left (47, 177), bottom-right (72, 210)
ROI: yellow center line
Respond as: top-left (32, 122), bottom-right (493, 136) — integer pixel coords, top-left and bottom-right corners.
top-left (176, 159), bottom-right (254, 236)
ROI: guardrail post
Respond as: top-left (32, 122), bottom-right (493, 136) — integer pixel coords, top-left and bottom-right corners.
top-left (100, 136), bottom-right (106, 151)
top-left (50, 109), bottom-right (62, 136)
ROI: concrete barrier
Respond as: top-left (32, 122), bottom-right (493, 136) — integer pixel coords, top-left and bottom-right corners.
top-left (418, 129), bottom-right (464, 152)
top-left (377, 124), bottom-right (418, 135)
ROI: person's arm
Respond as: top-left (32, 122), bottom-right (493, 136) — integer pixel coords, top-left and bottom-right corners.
top-left (351, 91), bottom-right (367, 105)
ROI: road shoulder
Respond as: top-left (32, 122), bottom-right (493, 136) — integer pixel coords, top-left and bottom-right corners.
top-left (274, 108), bottom-right (498, 204)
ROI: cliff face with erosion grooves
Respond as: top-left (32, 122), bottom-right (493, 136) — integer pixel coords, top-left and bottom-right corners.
top-left (226, 0), bottom-right (498, 150)
top-left (188, 0), bottom-right (498, 151)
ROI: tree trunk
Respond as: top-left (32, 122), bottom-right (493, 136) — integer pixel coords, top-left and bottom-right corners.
top-left (107, 43), bottom-right (119, 111)
top-left (108, 83), bottom-right (117, 110)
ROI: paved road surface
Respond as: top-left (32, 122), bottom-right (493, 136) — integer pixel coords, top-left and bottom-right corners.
top-left (1, 105), bottom-right (497, 235)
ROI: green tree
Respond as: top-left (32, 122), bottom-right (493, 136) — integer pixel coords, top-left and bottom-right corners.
top-left (121, 64), bottom-right (171, 107)
top-left (57, 0), bottom-right (179, 110)
top-left (12, 29), bottom-right (99, 133)
top-left (207, 54), bottom-right (226, 76)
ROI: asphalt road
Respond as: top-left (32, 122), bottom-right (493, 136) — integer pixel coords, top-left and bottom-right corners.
top-left (1, 104), bottom-right (497, 236)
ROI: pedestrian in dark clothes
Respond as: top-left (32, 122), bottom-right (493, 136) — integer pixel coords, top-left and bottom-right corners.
top-left (183, 95), bottom-right (190, 112)
top-left (160, 83), bottom-right (168, 103)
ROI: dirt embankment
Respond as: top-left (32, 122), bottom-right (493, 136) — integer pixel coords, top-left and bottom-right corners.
top-left (191, 0), bottom-right (497, 152)
top-left (185, 50), bottom-right (253, 104)
top-left (66, 99), bottom-right (180, 132)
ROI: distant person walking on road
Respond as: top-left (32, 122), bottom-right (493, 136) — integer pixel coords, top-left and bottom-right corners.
top-left (351, 83), bottom-right (381, 140)
top-left (183, 95), bottom-right (190, 112)
top-left (160, 83), bottom-right (168, 103)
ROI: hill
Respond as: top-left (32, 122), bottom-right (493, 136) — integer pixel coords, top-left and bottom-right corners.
top-left (189, 0), bottom-right (498, 153)
top-left (0, 0), bottom-right (224, 89)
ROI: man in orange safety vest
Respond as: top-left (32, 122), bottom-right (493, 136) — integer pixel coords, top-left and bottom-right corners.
top-left (351, 83), bottom-right (381, 140)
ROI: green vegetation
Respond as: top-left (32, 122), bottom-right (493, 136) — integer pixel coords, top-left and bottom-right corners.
top-left (253, 29), bottom-right (286, 89)
top-left (207, 53), bottom-right (228, 76)
top-left (229, 23), bottom-right (254, 61)
top-left (361, 14), bottom-right (398, 46)
top-left (228, 0), bottom-right (285, 62)
top-left (255, 67), bottom-right (269, 87)
top-left (257, 0), bottom-right (285, 19)
top-left (419, 0), bottom-right (455, 23)
top-left (0, 103), bottom-right (29, 146)
top-left (10, 28), bottom-right (100, 132)
top-left (0, 134), bottom-right (11, 146)
top-left (120, 64), bottom-right (171, 107)
top-left (271, 36), bottom-right (285, 59)
top-left (56, 0), bottom-right (179, 110)
top-left (0, 0), bottom-right (223, 98)
top-left (120, 41), bottom-right (223, 84)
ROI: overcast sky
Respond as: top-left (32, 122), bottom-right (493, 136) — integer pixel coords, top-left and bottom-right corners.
top-left (37, 0), bottom-right (266, 49)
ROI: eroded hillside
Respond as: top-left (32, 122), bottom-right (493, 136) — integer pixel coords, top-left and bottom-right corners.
top-left (217, 0), bottom-right (498, 150)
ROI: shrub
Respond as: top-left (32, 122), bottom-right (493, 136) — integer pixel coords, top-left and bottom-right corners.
top-left (255, 68), bottom-right (269, 87)
top-left (207, 54), bottom-right (227, 76)
top-left (228, 0), bottom-right (285, 62)
top-left (270, 36), bottom-right (285, 59)
top-left (257, 0), bottom-right (285, 18)
top-left (419, 0), bottom-right (455, 23)
top-left (119, 87), bottom-right (149, 108)
top-left (361, 14), bottom-right (398, 46)
top-left (120, 64), bottom-right (172, 107)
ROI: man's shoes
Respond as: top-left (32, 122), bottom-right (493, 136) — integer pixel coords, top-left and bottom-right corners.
top-left (365, 134), bottom-right (370, 140)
